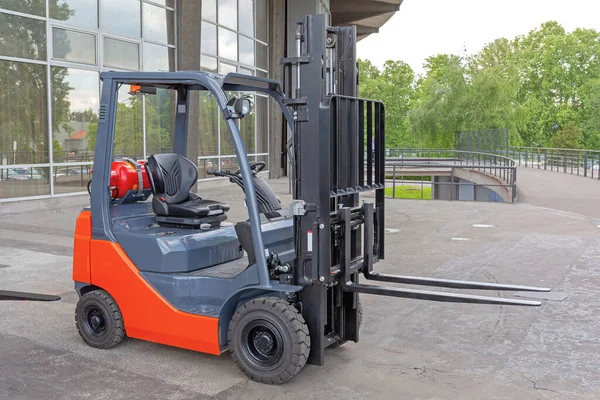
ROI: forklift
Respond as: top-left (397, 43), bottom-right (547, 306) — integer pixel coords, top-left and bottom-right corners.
top-left (69, 14), bottom-right (550, 384)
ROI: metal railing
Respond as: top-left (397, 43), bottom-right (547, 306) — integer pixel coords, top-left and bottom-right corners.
top-left (507, 147), bottom-right (600, 179)
top-left (384, 149), bottom-right (517, 202)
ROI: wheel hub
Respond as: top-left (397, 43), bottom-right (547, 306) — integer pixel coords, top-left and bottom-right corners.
top-left (253, 331), bottom-right (275, 356)
top-left (84, 306), bottom-right (106, 335)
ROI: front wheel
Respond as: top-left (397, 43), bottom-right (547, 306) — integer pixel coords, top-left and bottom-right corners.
top-left (227, 297), bottom-right (310, 384)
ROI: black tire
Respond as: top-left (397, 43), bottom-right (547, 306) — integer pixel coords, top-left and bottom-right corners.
top-left (328, 297), bottom-right (363, 349)
top-left (75, 289), bottom-right (126, 349)
top-left (227, 297), bottom-right (310, 384)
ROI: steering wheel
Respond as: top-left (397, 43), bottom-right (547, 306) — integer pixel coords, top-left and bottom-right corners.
top-left (234, 161), bottom-right (266, 176)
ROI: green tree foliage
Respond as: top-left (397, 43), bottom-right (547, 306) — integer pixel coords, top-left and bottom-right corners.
top-left (549, 121), bottom-right (583, 149)
top-left (359, 21), bottom-right (600, 150)
top-left (358, 59), bottom-right (418, 147)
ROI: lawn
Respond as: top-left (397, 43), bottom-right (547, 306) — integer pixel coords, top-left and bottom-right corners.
top-left (384, 185), bottom-right (432, 200)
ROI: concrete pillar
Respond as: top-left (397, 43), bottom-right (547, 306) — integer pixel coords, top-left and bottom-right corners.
top-left (268, 0), bottom-right (286, 179)
top-left (176, 0), bottom-right (201, 188)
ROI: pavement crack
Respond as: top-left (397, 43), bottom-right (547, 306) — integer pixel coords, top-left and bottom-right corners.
top-left (531, 380), bottom-right (561, 395)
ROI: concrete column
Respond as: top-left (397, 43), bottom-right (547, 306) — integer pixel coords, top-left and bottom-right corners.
top-left (176, 0), bottom-right (201, 188)
top-left (268, 0), bottom-right (286, 179)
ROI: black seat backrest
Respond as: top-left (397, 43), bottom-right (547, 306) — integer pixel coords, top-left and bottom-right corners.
top-left (146, 154), bottom-right (198, 204)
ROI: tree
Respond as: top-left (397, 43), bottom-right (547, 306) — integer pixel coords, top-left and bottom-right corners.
top-left (358, 59), bottom-right (417, 147)
top-left (549, 121), bottom-right (583, 149)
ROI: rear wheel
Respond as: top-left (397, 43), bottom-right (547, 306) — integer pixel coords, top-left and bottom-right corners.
top-left (228, 297), bottom-right (310, 384)
top-left (75, 289), bottom-right (125, 349)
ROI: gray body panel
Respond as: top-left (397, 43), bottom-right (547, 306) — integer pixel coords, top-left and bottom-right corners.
top-left (112, 202), bottom-right (243, 273)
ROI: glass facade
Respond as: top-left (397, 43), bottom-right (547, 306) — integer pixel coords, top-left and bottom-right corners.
top-left (0, 0), bottom-right (270, 201)
top-left (200, 0), bottom-right (269, 175)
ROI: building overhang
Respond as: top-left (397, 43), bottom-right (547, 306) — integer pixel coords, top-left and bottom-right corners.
top-left (330, 0), bottom-right (404, 41)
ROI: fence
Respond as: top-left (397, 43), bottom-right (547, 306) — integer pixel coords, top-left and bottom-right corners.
top-left (507, 147), bottom-right (600, 179)
top-left (385, 149), bottom-right (518, 202)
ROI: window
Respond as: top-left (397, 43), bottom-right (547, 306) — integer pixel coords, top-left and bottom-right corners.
top-left (143, 43), bottom-right (174, 72)
top-left (198, 0), bottom-right (270, 174)
top-left (0, 0), bottom-right (45, 16)
top-left (219, 62), bottom-right (236, 75)
top-left (50, 0), bottom-right (98, 29)
top-left (238, 0), bottom-right (254, 37)
top-left (104, 37), bottom-right (140, 70)
top-left (202, 0), bottom-right (216, 22)
top-left (201, 22), bottom-right (217, 55)
top-left (255, 0), bottom-right (267, 42)
top-left (145, 88), bottom-right (174, 155)
top-left (142, 2), bottom-right (174, 45)
top-left (0, 13), bottom-right (46, 60)
top-left (197, 92), bottom-right (219, 157)
top-left (0, 60), bottom-right (49, 165)
top-left (50, 67), bottom-right (99, 164)
top-left (200, 56), bottom-right (218, 73)
top-left (52, 28), bottom-right (97, 65)
top-left (218, 27), bottom-right (237, 61)
top-left (239, 35), bottom-right (254, 66)
top-left (218, 0), bottom-right (237, 30)
top-left (101, 0), bottom-right (141, 38)
top-left (0, 167), bottom-right (51, 199)
top-left (113, 85), bottom-right (143, 159)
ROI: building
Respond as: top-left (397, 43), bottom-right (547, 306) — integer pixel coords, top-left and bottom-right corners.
top-left (0, 0), bottom-right (401, 202)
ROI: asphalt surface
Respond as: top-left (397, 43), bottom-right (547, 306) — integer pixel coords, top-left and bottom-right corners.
top-left (1, 177), bottom-right (600, 399)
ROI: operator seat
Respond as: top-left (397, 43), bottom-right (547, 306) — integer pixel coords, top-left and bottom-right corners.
top-left (145, 153), bottom-right (230, 228)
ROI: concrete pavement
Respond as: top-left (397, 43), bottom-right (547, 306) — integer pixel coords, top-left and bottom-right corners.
top-left (1, 177), bottom-right (600, 399)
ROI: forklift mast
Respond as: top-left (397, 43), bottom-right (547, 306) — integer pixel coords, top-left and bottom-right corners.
top-left (281, 14), bottom-right (550, 366)
top-left (281, 14), bottom-right (385, 364)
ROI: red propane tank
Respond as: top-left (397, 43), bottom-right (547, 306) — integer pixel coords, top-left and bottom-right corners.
top-left (93, 160), bottom-right (150, 199)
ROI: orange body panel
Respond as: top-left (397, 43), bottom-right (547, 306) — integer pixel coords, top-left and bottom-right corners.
top-left (72, 211), bottom-right (92, 284)
top-left (89, 239), bottom-right (221, 355)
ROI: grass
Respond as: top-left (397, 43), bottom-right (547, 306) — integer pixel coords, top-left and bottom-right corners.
top-left (385, 185), bottom-right (432, 200)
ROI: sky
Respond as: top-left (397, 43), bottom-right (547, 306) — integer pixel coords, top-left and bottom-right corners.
top-left (357, 0), bottom-right (600, 76)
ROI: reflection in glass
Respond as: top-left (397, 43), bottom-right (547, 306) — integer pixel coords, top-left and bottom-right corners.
top-left (142, 2), bottom-right (174, 45)
top-left (197, 157), bottom-right (219, 179)
top-left (256, 42), bottom-right (268, 70)
top-left (145, 88), bottom-right (174, 156)
top-left (200, 56), bottom-right (218, 73)
top-left (0, 13), bottom-right (46, 60)
top-left (113, 85), bottom-right (143, 159)
top-left (50, 0), bottom-right (98, 29)
top-left (239, 67), bottom-right (254, 76)
top-left (145, 0), bottom-right (174, 8)
top-left (239, 35), bottom-right (254, 66)
top-left (218, 0), bottom-right (237, 30)
top-left (201, 22), bottom-right (217, 55)
top-left (256, 95), bottom-right (268, 153)
top-left (240, 95), bottom-right (255, 153)
top-left (202, 0), bottom-right (216, 22)
top-left (219, 62), bottom-right (236, 75)
top-left (52, 165), bottom-right (92, 194)
top-left (255, 0), bottom-right (267, 42)
top-left (0, 60), bottom-right (48, 165)
top-left (143, 43), bottom-right (174, 72)
top-left (0, 0), bottom-right (45, 16)
top-left (101, 0), bottom-right (141, 38)
top-left (0, 167), bottom-right (50, 198)
top-left (197, 92), bottom-right (218, 157)
top-left (104, 37), bottom-right (139, 70)
top-left (52, 28), bottom-right (96, 65)
top-left (51, 67), bottom-right (99, 163)
top-left (239, 0), bottom-right (254, 38)
top-left (257, 154), bottom-right (268, 171)
top-left (218, 27), bottom-right (237, 61)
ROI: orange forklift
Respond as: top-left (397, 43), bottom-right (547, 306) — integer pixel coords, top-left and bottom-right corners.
top-left (69, 14), bottom-right (550, 384)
